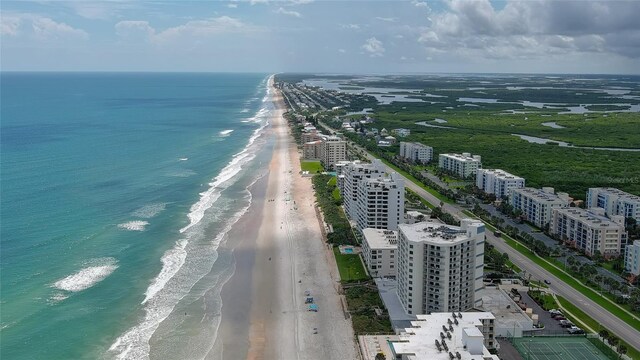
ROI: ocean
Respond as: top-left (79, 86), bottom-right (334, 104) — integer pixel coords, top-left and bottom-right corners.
top-left (0, 72), bottom-right (275, 359)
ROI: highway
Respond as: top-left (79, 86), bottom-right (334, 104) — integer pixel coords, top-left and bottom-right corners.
top-left (352, 142), bottom-right (640, 352)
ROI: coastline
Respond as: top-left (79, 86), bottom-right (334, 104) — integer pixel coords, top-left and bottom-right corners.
top-left (212, 77), bottom-right (357, 360)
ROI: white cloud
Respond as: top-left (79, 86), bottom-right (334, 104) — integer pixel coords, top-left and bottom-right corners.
top-left (228, 3), bottom-right (238, 8)
top-left (1, 15), bottom-right (21, 36)
top-left (115, 20), bottom-right (155, 40)
top-left (275, 7), bottom-right (302, 18)
top-left (250, 0), bottom-right (268, 5)
top-left (375, 17), bottom-right (396, 22)
top-left (341, 24), bottom-right (360, 30)
top-left (338, 48), bottom-right (346, 53)
top-left (288, 0), bottom-right (313, 4)
top-left (362, 37), bottom-right (385, 57)
top-left (412, 1), bottom-right (430, 9)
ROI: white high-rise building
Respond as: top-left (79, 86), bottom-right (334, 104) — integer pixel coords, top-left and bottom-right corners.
top-left (400, 142), bottom-right (433, 164)
top-left (625, 241), bottom-right (640, 276)
top-left (319, 135), bottom-right (347, 170)
top-left (396, 219), bottom-right (485, 315)
top-left (355, 173), bottom-right (405, 231)
top-left (551, 208), bottom-right (627, 257)
top-left (361, 229), bottom-right (398, 278)
top-left (587, 188), bottom-right (640, 222)
top-left (391, 312), bottom-right (499, 359)
top-left (476, 169), bottom-right (525, 199)
top-left (510, 187), bottom-right (571, 228)
top-left (341, 160), bottom-right (386, 221)
top-left (438, 153), bottom-right (482, 179)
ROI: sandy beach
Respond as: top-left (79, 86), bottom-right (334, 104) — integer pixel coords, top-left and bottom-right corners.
top-left (212, 78), bottom-right (357, 360)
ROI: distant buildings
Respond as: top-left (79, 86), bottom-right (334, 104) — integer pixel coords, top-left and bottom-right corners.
top-left (550, 207), bottom-right (627, 257)
top-left (303, 140), bottom-right (323, 160)
top-left (587, 188), bottom-right (640, 222)
top-left (390, 312), bottom-right (499, 359)
top-left (393, 128), bottom-right (411, 137)
top-left (625, 241), bottom-right (640, 276)
top-left (476, 169), bottom-right (525, 199)
top-left (301, 130), bottom-right (321, 143)
top-left (438, 153), bottom-right (482, 179)
top-left (356, 174), bottom-right (405, 231)
top-left (396, 219), bottom-right (485, 315)
top-left (361, 229), bottom-right (398, 278)
top-left (400, 142), bottom-right (433, 164)
top-left (509, 187), bottom-right (571, 228)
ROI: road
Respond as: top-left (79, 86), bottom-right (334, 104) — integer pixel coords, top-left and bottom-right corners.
top-left (349, 140), bottom-right (640, 352)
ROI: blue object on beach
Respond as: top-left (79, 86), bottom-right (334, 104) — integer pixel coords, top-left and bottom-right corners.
top-left (308, 304), bottom-right (318, 312)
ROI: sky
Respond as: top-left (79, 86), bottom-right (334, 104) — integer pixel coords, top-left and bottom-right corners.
top-left (1, 0), bottom-right (639, 74)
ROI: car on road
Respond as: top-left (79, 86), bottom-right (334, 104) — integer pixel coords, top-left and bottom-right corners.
top-left (544, 279), bottom-right (551, 285)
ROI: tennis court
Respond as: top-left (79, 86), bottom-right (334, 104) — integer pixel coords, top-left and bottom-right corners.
top-left (512, 337), bottom-right (611, 360)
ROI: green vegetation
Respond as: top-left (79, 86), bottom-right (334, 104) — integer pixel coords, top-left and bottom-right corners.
top-left (300, 160), bottom-right (324, 173)
top-left (344, 283), bottom-right (394, 334)
top-left (312, 175), bottom-right (355, 245)
top-left (528, 290), bottom-right (555, 310)
top-left (333, 247), bottom-right (368, 281)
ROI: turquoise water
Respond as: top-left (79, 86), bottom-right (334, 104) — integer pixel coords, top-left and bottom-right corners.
top-left (1, 73), bottom-right (273, 359)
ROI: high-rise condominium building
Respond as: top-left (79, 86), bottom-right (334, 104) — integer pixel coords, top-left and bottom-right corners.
top-left (396, 219), bottom-right (485, 315)
top-left (399, 142), bottom-right (433, 164)
top-left (340, 160), bottom-right (386, 221)
top-left (319, 135), bottom-right (346, 170)
top-left (355, 173), bottom-right (405, 231)
top-left (509, 187), bottom-right (571, 228)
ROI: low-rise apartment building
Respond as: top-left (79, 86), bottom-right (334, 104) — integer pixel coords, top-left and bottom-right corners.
top-left (509, 187), bottom-right (571, 228)
top-left (587, 188), bottom-right (640, 222)
top-left (400, 142), bottom-right (433, 164)
top-left (625, 240), bottom-right (640, 276)
top-left (438, 153), bottom-right (482, 179)
top-left (476, 169), bottom-right (525, 199)
top-left (550, 207), bottom-right (627, 257)
top-left (396, 219), bottom-right (485, 315)
top-left (361, 229), bottom-right (398, 278)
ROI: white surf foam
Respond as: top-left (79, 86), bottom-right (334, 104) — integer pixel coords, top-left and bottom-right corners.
top-left (219, 129), bottom-right (234, 137)
top-left (108, 74), bottom-right (274, 360)
top-left (118, 221), bottom-right (149, 231)
top-left (240, 108), bottom-right (249, 113)
top-left (179, 157), bottom-right (188, 161)
top-left (52, 257), bottom-right (118, 293)
top-left (141, 239), bottom-right (187, 305)
top-left (132, 203), bottom-right (167, 219)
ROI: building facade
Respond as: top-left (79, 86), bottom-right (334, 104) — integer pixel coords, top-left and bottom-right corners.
top-left (625, 240), bottom-right (640, 276)
top-left (400, 142), bottom-right (433, 164)
top-left (509, 187), bottom-right (571, 228)
top-left (550, 208), bottom-right (627, 257)
top-left (355, 174), bottom-right (405, 231)
top-left (390, 312), bottom-right (499, 360)
top-left (340, 160), bottom-right (386, 221)
top-left (303, 140), bottom-right (322, 160)
top-left (476, 168), bottom-right (525, 199)
top-left (319, 135), bottom-right (347, 170)
top-left (396, 219), bottom-right (485, 315)
top-left (361, 229), bottom-right (398, 278)
top-left (438, 153), bottom-right (482, 179)
top-left (587, 188), bottom-right (640, 222)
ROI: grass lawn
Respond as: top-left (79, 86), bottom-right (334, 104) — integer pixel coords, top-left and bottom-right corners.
top-left (376, 157), bottom-right (453, 204)
top-left (301, 160), bottom-right (324, 173)
top-left (333, 247), bottom-right (368, 281)
top-left (332, 187), bottom-right (341, 201)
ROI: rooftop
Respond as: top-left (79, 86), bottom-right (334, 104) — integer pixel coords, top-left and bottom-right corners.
top-left (391, 312), bottom-right (498, 360)
top-left (363, 228), bottom-right (398, 249)
top-left (512, 187), bottom-right (570, 204)
top-left (554, 207), bottom-right (625, 228)
top-left (399, 219), bottom-right (479, 245)
top-left (478, 169), bottom-right (524, 181)
top-left (476, 286), bottom-right (533, 332)
top-left (440, 153), bottom-right (482, 162)
top-left (591, 187), bottom-right (640, 202)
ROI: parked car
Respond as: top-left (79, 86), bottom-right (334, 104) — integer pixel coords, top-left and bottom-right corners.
top-left (568, 326), bottom-right (585, 334)
top-left (553, 315), bottom-right (566, 321)
top-left (559, 320), bottom-right (573, 328)
top-left (549, 309), bottom-right (562, 316)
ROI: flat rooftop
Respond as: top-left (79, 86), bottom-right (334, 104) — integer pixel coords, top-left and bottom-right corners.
top-left (363, 228), bottom-right (398, 249)
top-left (512, 187), bottom-right (568, 203)
top-left (479, 169), bottom-right (524, 181)
top-left (591, 187), bottom-right (640, 202)
top-left (555, 207), bottom-right (624, 228)
top-left (399, 219), bottom-right (476, 245)
top-left (440, 153), bottom-right (481, 162)
top-left (391, 312), bottom-right (498, 360)
top-left (476, 286), bottom-right (532, 332)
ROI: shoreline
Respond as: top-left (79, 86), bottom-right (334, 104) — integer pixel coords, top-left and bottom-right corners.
top-left (213, 77), bottom-right (357, 360)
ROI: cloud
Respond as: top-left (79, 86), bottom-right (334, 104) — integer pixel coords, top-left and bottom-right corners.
top-left (338, 48), bottom-right (346, 53)
top-left (375, 17), bottom-right (396, 22)
top-left (275, 7), bottom-right (302, 18)
top-left (288, 0), bottom-right (313, 4)
top-left (250, 0), bottom-right (268, 5)
top-left (341, 24), bottom-right (360, 30)
top-left (1, 13), bottom-right (88, 41)
top-left (362, 37), bottom-right (385, 57)
top-left (115, 16), bottom-right (259, 45)
top-left (417, 0), bottom-right (640, 59)
top-left (228, 3), bottom-right (238, 8)
top-left (412, 0), bottom-right (430, 8)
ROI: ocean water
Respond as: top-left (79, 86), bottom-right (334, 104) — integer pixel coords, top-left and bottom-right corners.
top-left (0, 72), bottom-right (274, 359)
